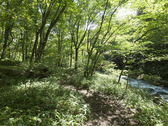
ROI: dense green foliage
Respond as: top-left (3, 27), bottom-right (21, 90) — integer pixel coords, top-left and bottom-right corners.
top-left (0, 79), bottom-right (90, 125)
top-left (0, 62), bottom-right (168, 125)
top-left (1, 0), bottom-right (168, 125)
top-left (1, 0), bottom-right (168, 79)
top-left (0, 64), bottom-right (90, 125)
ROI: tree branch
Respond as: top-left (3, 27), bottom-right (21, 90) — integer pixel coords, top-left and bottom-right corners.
top-left (133, 27), bottom-right (161, 43)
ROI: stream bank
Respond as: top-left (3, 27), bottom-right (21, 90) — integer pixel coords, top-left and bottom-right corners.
top-left (98, 70), bottom-right (168, 103)
top-left (121, 75), bottom-right (168, 103)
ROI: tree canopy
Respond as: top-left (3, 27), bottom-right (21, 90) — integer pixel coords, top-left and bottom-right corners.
top-left (0, 0), bottom-right (168, 78)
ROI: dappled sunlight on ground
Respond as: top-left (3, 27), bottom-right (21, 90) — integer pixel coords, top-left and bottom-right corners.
top-left (59, 76), bottom-right (139, 126)
top-left (84, 92), bottom-right (138, 126)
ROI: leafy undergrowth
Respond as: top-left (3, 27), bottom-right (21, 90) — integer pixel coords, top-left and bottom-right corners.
top-left (1, 63), bottom-right (168, 126)
top-left (69, 72), bottom-right (168, 125)
top-left (0, 60), bottom-right (54, 87)
top-left (0, 76), bottom-right (90, 125)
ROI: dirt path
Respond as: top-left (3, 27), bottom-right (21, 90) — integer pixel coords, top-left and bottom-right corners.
top-left (58, 77), bottom-right (139, 126)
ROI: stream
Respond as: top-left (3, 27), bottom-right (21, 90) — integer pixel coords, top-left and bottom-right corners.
top-left (120, 75), bottom-right (168, 103)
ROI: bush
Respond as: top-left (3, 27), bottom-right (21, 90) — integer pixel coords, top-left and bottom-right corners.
top-left (82, 72), bottom-right (168, 125)
top-left (0, 76), bottom-right (90, 126)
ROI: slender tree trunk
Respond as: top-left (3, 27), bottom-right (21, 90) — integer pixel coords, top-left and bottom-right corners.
top-left (8, 44), bottom-right (10, 58)
top-left (12, 42), bottom-right (16, 60)
top-left (1, 23), bottom-right (11, 59)
top-left (21, 30), bottom-right (25, 61)
top-left (30, 31), bottom-right (39, 63)
top-left (84, 53), bottom-right (92, 77)
top-left (25, 32), bottom-right (28, 60)
top-left (90, 52), bottom-right (101, 76)
top-left (75, 48), bottom-right (78, 70)
top-left (70, 40), bottom-right (73, 68)
top-left (81, 49), bottom-right (84, 62)
top-left (118, 56), bottom-right (128, 84)
top-left (28, 36), bottom-right (34, 60)
top-left (0, 25), bottom-right (4, 50)
top-left (57, 31), bottom-right (62, 66)
top-left (13, 41), bottom-right (19, 60)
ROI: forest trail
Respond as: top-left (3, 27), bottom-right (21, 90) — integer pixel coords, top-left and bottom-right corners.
top-left (58, 76), bottom-right (139, 126)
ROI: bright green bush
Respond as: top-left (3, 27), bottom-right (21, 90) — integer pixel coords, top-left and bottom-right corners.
top-left (0, 76), bottom-right (90, 126)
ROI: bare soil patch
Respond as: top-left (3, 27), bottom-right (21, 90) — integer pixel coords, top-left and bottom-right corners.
top-left (58, 76), bottom-right (139, 126)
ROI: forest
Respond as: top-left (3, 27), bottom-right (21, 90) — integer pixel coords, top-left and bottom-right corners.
top-left (0, 0), bottom-right (168, 125)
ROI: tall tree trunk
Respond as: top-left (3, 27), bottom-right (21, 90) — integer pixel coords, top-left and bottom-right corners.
top-left (35, 29), bottom-right (44, 62)
top-left (84, 53), bottom-right (91, 77)
top-left (35, 3), bottom-right (67, 63)
top-left (0, 25), bottom-right (4, 50)
top-left (70, 40), bottom-right (73, 68)
top-left (57, 31), bottom-right (61, 66)
top-left (21, 30), bottom-right (25, 61)
top-left (8, 44), bottom-right (10, 58)
top-left (30, 31), bottom-right (39, 63)
top-left (75, 48), bottom-right (78, 70)
top-left (1, 24), bottom-right (11, 59)
top-left (90, 52), bottom-right (102, 76)
top-left (81, 49), bottom-right (84, 62)
top-left (1, 1), bottom-right (23, 60)
top-left (117, 56), bottom-right (128, 84)
top-left (25, 31), bottom-right (28, 60)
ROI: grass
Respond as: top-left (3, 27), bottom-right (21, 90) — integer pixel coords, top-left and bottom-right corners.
top-left (0, 76), bottom-right (90, 126)
top-left (69, 72), bottom-right (168, 125)
top-left (1, 59), bottom-right (168, 125)
top-left (94, 73), bottom-right (168, 125)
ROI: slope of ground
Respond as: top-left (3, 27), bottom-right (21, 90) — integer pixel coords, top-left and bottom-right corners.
top-left (59, 76), bottom-right (139, 126)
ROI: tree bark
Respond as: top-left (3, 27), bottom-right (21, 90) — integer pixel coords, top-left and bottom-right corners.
top-left (70, 39), bottom-right (73, 68)
top-left (75, 48), bottom-right (78, 70)
top-left (30, 31), bottom-right (39, 62)
top-left (1, 22), bottom-right (12, 59)
top-left (35, 3), bottom-right (67, 63)
top-left (0, 0), bottom-right (23, 60)
top-left (0, 25), bottom-right (4, 50)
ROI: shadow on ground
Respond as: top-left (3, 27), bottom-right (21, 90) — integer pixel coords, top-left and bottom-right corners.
top-left (58, 73), bottom-right (139, 126)
top-left (60, 83), bottom-right (139, 126)
top-left (82, 91), bottom-right (139, 126)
